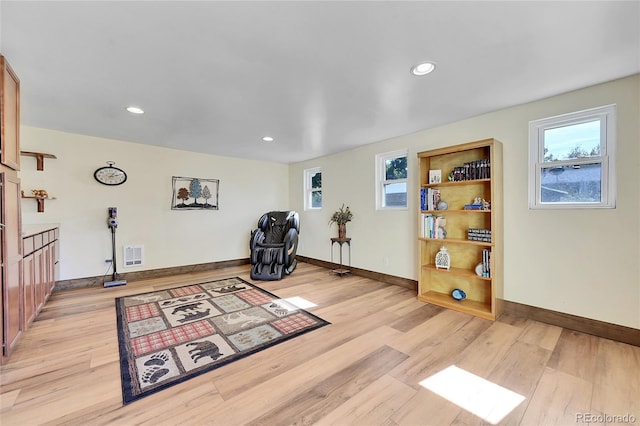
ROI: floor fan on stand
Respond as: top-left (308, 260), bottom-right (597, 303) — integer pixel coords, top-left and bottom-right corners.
top-left (104, 207), bottom-right (127, 288)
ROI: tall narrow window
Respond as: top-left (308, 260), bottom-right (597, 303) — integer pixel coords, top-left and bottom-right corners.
top-left (304, 167), bottom-right (322, 210)
top-left (529, 105), bottom-right (616, 209)
top-left (376, 149), bottom-right (408, 209)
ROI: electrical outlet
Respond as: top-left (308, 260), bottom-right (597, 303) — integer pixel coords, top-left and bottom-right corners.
top-left (105, 259), bottom-right (113, 263)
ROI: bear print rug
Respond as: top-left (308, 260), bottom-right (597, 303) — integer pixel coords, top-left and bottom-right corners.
top-left (115, 277), bottom-right (330, 405)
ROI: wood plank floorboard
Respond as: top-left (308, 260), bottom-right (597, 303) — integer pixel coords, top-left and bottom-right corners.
top-left (388, 316), bottom-right (493, 389)
top-left (247, 345), bottom-right (409, 426)
top-left (1, 261), bottom-right (639, 425)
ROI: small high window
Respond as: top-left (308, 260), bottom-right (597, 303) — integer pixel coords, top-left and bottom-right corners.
top-left (376, 149), bottom-right (408, 209)
top-left (304, 167), bottom-right (322, 210)
top-left (528, 105), bottom-right (616, 209)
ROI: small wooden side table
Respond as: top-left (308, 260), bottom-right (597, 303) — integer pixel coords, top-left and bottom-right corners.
top-left (330, 237), bottom-right (351, 276)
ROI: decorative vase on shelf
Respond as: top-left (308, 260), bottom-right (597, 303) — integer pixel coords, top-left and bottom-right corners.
top-left (435, 246), bottom-right (451, 270)
top-left (338, 223), bottom-right (347, 239)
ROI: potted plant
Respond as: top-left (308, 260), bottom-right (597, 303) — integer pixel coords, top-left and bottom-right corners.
top-left (328, 204), bottom-right (353, 238)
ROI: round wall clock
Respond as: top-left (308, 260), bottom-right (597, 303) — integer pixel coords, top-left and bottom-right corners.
top-left (94, 162), bottom-right (127, 186)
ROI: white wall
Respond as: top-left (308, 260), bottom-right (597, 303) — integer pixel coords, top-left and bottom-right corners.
top-left (19, 75), bottom-right (639, 329)
top-left (290, 74), bottom-right (640, 329)
top-left (19, 127), bottom-right (290, 281)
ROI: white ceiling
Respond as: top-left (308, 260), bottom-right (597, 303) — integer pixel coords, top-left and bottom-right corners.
top-left (1, 1), bottom-right (639, 164)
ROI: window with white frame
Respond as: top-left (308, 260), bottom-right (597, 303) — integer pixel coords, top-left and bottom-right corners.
top-left (304, 167), bottom-right (322, 210)
top-left (376, 149), bottom-right (408, 209)
top-left (528, 104), bottom-right (616, 209)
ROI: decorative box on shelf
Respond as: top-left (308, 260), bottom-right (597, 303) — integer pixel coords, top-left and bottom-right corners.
top-left (468, 228), bottom-right (491, 242)
top-left (463, 204), bottom-right (484, 210)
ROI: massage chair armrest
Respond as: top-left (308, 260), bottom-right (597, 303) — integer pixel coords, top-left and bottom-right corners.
top-left (282, 228), bottom-right (299, 263)
top-left (250, 229), bottom-right (265, 250)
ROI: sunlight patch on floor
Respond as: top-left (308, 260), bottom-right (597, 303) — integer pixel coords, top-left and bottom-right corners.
top-left (419, 365), bottom-right (525, 425)
top-left (273, 297), bottom-right (317, 310)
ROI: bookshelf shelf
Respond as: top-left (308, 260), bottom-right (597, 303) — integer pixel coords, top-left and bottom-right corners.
top-left (418, 237), bottom-right (492, 247)
top-left (418, 290), bottom-right (494, 320)
top-left (417, 138), bottom-right (503, 320)
top-left (422, 178), bottom-right (491, 188)
top-left (422, 264), bottom-right (492, 281)
top-left (421, 209), bottom-right (491, 214)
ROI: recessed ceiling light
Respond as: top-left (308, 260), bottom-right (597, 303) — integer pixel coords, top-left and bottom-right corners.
top-left (126, 106), bottom-right (144, 114)
top-left (411, 61), bottom-right (436, 76)
top-left (262, 136), bottom-right (274, 142)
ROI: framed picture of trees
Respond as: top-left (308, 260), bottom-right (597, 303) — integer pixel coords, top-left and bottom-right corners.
top-left (171, 176), bottom-right (219, 210)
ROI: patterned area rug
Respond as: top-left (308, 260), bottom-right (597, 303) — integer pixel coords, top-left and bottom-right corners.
top-left (115, 277), bottom-right (330, 405)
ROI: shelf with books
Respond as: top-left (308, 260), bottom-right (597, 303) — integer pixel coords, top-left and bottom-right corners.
top-left (422, 178), bottom-right (491, 188)
top-left (420, 209), bottom-right (491, 214)
top-left (419, 236), bottom-right (492, 247)
top-left (420, 184), bottom-right (491, 213)
top-left (417, 138), bottom-right (503, 320)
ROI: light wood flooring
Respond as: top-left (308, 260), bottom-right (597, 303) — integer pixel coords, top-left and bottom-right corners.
top-left (1, 262), bottom-right (639, 425)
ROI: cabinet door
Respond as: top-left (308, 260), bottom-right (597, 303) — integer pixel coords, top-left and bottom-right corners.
top-left (1, 172), bottom-right (23, 356)
top-left (22, 253), bottom-right (36, 327)
top-left (53, 238), bottom-right (59, 282)
top-left (42, 244), bottom-right (53, 300)
top-left (0, 56), bottom-right (21, 171)
top-left (34, 247), bottom-right (44, 314)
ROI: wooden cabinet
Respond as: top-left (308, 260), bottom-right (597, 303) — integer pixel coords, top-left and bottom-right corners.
top-left (1, 55), bottom-right (23, 362)
top-left (417, 139), bottom-right (503, 320)
top-left (22, 227), bottom-right (59, 325)
top-left (1, 172), bottom-right (23, 354)
top-left (1, 56), bottom-right (20, 171)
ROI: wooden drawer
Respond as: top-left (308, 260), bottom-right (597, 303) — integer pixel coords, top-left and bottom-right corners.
top-left (22, 226), bottom-right (59, 255)
top-left (23, 236), bottom-right (34, 254)
top-left (33, 233), bottom-right (43, 251)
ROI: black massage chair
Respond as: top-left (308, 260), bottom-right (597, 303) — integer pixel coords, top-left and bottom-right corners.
top-left (250, 211), bottom-right (299, 280)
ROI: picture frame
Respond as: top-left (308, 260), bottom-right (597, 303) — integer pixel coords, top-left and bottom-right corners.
top-left (171, 176), bottom-right (219, 210)
top-left (429, 169), bottom-right (442, 184)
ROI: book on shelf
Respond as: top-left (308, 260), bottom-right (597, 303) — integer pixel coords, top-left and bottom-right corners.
top-left (468, 228), bottom-right (492, 242)
top-left (481, 249), bottom-right (491, 278)
top-left (420, 188), bottom-right (441, 211)
top-left (451, 158), bottom-right (491, 181)
top-left (420, 213), bottom-right (446, 239)
top-left (430, 188), bottom-right (441, 211)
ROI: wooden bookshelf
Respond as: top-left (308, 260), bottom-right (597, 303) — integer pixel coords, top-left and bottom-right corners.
top-left (417, 139), bottom-right (503, 320)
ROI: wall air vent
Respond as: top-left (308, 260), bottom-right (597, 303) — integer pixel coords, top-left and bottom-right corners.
top-left (124, 245), bottom-right (144, 267)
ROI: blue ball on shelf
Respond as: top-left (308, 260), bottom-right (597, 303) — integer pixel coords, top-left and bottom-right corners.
top-left (451, 288), bottom-right (466, 301)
